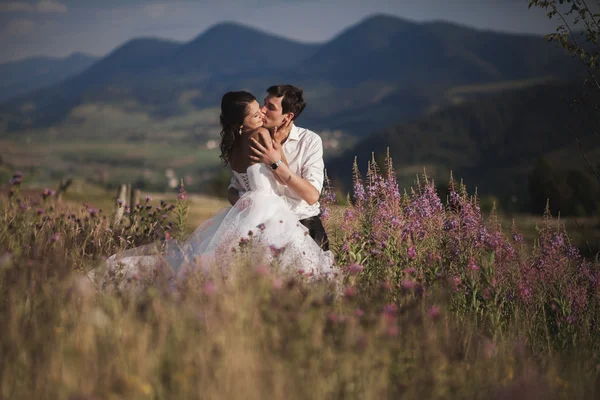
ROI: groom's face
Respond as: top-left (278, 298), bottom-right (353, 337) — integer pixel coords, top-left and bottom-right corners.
top-left (261, 95), bottom-right (291, 129)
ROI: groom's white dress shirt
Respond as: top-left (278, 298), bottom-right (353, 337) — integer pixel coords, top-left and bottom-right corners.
top-left (228, 124), bottom-right (324, 220)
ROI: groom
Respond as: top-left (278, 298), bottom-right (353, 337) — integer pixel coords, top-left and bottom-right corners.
top-left (227, 84), bottom-right (329, 251)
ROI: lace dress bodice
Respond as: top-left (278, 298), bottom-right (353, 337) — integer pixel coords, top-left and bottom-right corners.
top-left (232, 164), bottom-right (277, 194)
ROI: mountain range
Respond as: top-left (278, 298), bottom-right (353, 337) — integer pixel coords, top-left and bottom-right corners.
top-left (0, 52), bottom-right (98, 103)
top-left (0, 14), bottom-right (583, 136)
top-left (0, 13), bottom-right (594, 214)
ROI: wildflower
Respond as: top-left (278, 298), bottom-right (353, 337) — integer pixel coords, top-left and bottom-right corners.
top-left (347, 263), bottom-right (363, 275)
top-left (255, 264), bottom-right (269, 276)
top-left (36, 208), bottom-right (45, 215)
top-left (468, 259), bottom-right (480, 271)
top-left (386, 325), bottom-right (399, 337)
top-left (9, 174), bottom-right (23, 185)
top-left (272, 277), bottom-right (283, 290)
top-left (88, 208), bottom-right (98, 217)
top-left (451, 276), bottom-right (462, 291)
top-left (269, 245), bottom-right (285, 257)
top-left (518, 281), bottom-right (532, 304)
top-left (116, 199), bottom-right (124, 207)
top-left (162, 214), bottom-right (168, 219)
top-left (427, 305), bottom-right (441, 319)
top-left (407, 246), bottom-right (417, 260)
top-left (41, 188), bottom-right (55, 200)
top-left (145, 196), bottom-right (152, 203)
top-left (354, 308), bottom-right (365, 318)
top-left (248, 230), bottom-right (254, 237)
top-left (257, 223), bottom-right (266, 231)
top-left (344, 286), bottom-right (357, 297)
top-left (401, 279), bottom-right (417, 290)
top-left (512, 233), bottom-right (524, 244)
top-left (202, 281), bottom-right (216, 295)
top-left (383, 303), bottom-right (397, 316)
top-left (50, 233), bottom-right (60, 243)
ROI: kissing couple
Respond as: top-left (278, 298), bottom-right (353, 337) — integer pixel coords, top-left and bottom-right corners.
top-left (101, 84), bottom-right (336, 287)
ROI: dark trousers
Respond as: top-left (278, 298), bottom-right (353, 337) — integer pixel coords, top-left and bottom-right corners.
top-left (299, 214), bottom-right (330, 251)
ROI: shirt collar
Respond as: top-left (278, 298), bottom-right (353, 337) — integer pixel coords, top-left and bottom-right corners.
top-left (287, 124), bottom-right (301, 142)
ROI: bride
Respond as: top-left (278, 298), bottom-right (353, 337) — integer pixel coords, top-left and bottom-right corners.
top-left (96, 91), bottom-right (336, 288)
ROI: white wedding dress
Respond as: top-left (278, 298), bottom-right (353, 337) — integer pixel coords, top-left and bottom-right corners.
top-left (97, 163), bottom-right (336, 288)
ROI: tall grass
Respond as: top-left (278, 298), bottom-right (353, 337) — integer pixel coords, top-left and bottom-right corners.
top-left (1, 155), bottom-right (599, 399)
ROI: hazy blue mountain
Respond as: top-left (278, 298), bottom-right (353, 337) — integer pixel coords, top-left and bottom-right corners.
top-left (0, 52), bottom-right (98, 102)
top-left (0, 15), bottom-right (584, 134)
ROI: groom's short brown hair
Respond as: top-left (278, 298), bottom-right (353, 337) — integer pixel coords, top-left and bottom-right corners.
top-left (266, 84), bottom-right (306, 121)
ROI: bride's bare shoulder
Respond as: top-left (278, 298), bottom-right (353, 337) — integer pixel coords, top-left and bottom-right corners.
top-left (248, 127), bottom-right (271, 144)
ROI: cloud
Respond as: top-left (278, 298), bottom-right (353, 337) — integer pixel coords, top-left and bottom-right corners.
top-left (143, 3), bottom-right (170, 19)
top-left (5, 18), bottom-right (36, 35)
top-left (0, 0), bottom-right (67, 13)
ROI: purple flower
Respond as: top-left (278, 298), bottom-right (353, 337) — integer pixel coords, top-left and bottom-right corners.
top-left (407, 246), bottom-right (417, 260)
top-left (427, 305), bottom-right (441, 319)
top-left (348, 263), bottom-right (364, 275)
top-left (269, 245), bottom-right (285, 257)
top-left (257, 223), bottom-right (266, 231)
top-left (401, 279), bottom-right (417, 290)
top-left (145, 196), bottom-right (152, 203)
top-left (468, 259), bottom-right (479, 271)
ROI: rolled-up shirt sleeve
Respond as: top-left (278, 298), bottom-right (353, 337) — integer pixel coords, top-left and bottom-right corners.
top-left (301, 135), bottom-right (325, 194)
top-left (228, 174), bottom-right (246, 195)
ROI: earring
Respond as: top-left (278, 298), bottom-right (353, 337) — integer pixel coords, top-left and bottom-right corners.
top-left (239, 126), bottom-right (243, 135)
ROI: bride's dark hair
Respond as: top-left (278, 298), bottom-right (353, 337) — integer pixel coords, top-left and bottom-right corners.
top-left (219, 91), bottom-right (257, 165)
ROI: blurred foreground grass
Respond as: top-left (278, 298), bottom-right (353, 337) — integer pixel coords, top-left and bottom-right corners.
top-left (1, 179), bottom-right (599, 399)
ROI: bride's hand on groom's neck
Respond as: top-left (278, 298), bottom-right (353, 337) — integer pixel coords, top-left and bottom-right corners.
top-left (272, 118), bottom-right (293, 145)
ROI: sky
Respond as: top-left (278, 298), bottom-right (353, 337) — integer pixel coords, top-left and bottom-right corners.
top-left (0, 0), bottom-right (592, 63)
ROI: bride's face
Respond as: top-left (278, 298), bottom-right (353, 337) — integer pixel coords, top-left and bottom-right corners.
top-left (243, 100), bottom-right (264, 130)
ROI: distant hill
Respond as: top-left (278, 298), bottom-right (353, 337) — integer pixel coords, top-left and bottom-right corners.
top-left (0, 52), bottom-right (98, 102)
top-left (327, 80), bottom-right (599, 212)
top-left (0, 14), bottom-right (584, 136)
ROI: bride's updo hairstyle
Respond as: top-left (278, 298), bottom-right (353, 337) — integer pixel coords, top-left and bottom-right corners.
top-left (219, 91), bottom-right (257, 166)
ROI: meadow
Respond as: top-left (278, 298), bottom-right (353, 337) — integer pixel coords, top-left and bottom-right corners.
top-left (0, 153), bottom-right (599, 399)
